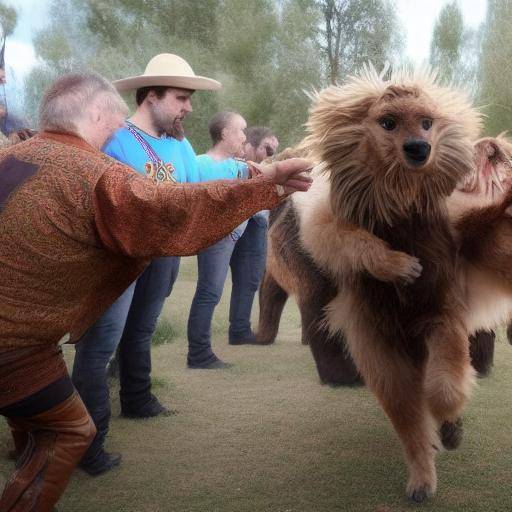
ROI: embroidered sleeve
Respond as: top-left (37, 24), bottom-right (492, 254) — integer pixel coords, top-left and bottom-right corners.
top-left (92, 164), bottom-right (279, 257)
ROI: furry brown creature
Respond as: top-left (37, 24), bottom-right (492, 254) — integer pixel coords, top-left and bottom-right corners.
top-left (257, 68), bottom-right (512, 502)
top-left (258, 138), bottom-right (511, 380)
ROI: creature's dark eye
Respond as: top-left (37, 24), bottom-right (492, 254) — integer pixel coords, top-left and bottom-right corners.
top-left (378, 117), bottom-right (397, 131)
top-left (422, 118), bottom-right (433, 130)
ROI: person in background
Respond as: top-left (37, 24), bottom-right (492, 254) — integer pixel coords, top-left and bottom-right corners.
top-left (72, 53), bottom-right (218, 476)
top-left (227, 127), bottom-right (279, 345)
top-left (187, 110), bottom-right (249, 368)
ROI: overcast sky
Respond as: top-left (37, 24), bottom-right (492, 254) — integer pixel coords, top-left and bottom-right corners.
top-left (4, 0), bottom-right (488, 114)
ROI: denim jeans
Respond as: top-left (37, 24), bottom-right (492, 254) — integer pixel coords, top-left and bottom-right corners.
top-left (187, 212), bottom-right (268, 364)
top-left (72, 256), bottom-right (180, 464)
top-left (229, 211), bottom-right (268, 341)
top-left (187, 222), bottom-right (247, 366)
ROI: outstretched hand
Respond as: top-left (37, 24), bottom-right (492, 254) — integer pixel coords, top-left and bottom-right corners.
top-left (249, 158), bottom-right (313, 195)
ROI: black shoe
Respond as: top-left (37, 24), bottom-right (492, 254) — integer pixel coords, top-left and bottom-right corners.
top-left (80, 451), bottom-right (122, 476)
top-left (188, 358), bottom-right (233, 369)
top-left (120, 395), bottom-right (175, 419)
top-left (229, 331), bottom-right (260, 345)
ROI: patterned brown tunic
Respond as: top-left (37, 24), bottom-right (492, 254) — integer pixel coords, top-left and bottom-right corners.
top-left (0, 131), bottom-right (280, 407)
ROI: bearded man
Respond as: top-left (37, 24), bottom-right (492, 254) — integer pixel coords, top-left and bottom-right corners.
top-left (71, 53), bottom-right (227, 475)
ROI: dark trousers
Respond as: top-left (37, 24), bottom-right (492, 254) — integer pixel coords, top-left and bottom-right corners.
top-left (229, 212), bottom-right (268, 340)
top-left (187, 212), bottom-right (268, 365)
top-left (72, 256), bottom-right (180, 464)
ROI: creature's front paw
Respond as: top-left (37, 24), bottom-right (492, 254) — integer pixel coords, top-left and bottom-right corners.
top-left (371, 251), bottom-right (422, 283)
top-left (394, 253), bottom-right (423, 284)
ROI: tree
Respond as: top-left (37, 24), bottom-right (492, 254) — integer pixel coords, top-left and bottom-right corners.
top-left (478, 0), bottom-right (512, 135)
top-left (429, 0), bottom-right (481, 93)
top-left (429, 1), bottom-right (464, 84)
top-left (0, 2), bottom-right (17, 36)
top-left (24, 0), bottom-right (325, 149)
top-left (317, 0), bottom-right (403, 84)
top-left (24, 0), bottom-right (404, 147)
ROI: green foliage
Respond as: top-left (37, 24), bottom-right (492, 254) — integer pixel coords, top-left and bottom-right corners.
top-left (0, 2), bottom-right (17, 36)
top-left (317, 0), bottom-right (404, 84)
top-left (23, 0), bottom-right (404, 149)
top-left (429, 0), bottom-right (481, 94)
top-left (478, 0), bottom-right (512, 135)
top-left (430, 1), bottom-right (463, 83)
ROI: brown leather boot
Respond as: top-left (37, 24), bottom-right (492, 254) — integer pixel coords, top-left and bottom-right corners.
top-left (0, 392), bottom-right (96, 512)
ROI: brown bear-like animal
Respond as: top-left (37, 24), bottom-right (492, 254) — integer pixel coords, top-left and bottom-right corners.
top-left (257, 68), bottom-right (512, 501)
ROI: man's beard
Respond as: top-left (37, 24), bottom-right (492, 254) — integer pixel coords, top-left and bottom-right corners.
top-left (151, 105), bottom-right (186, 141)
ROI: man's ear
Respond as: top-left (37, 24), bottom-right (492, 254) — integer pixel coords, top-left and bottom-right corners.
top-left (146, 90), bottom-right (158, 105)
top-left (91, 102), bottom-right (102, 124)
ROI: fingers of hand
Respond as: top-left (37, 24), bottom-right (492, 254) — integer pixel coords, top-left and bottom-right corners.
top-left (283, 179), bottom-right (312, 194)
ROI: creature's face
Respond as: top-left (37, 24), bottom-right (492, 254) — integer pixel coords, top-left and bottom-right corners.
top-left (364, 86), bottom-right (438, 172)
top-left (303, 69), bottom-right (482, 228)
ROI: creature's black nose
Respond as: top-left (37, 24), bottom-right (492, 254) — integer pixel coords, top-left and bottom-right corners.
top-left (403, 139), bottom-right (431, 165)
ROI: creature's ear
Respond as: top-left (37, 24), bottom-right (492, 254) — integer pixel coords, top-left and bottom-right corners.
top-left (458, 138), bottom-right (509, 199)
top-left (474, 138), bottom-right (498, 162)
top-left (473, 137), bottom-right (512, 200)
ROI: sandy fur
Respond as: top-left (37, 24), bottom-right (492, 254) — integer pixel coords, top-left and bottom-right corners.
top-left (291, 67), bottom-right (483, 501)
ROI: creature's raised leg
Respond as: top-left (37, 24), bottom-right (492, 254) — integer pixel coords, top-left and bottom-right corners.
top-left (424, 313), bottom-right (474, 451)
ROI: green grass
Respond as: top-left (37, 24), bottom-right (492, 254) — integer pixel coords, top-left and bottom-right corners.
top-left (152, 318), bottom-right (180, 346)
top-left (1, 256), bottom-right (512, 511)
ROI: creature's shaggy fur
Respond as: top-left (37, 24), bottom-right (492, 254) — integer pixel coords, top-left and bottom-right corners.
top-left (257, 68), bottom-right (512, 501)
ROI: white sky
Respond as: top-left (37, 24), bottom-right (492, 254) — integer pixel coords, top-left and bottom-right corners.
top-left (395, 0), bottom-right (487, 63)
top-left (4, 0), bottom-right (488, 112)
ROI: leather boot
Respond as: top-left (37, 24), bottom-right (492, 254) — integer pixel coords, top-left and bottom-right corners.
top-left (0, 392), bottom-right (96, 512)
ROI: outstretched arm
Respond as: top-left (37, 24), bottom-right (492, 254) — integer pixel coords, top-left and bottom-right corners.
top-left (93, 159), bottom-right (312, 258)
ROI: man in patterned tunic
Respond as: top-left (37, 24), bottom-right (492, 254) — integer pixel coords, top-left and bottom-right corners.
top-left (0, 72), bottom-right (311, 512)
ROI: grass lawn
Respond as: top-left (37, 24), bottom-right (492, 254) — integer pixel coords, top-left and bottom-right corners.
top-left (1, 256), bottom-right (512, 511)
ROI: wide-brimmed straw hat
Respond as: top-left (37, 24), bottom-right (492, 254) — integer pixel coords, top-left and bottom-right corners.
top-left (112, 53), bottom-right (222, 92)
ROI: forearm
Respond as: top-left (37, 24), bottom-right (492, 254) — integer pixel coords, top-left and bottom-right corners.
top-left (93, 167), bottom-right (280, 258)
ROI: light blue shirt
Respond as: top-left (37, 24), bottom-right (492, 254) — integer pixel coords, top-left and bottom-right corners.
top-left (196, 154), bottom-right (248, 182)
top-left (103, 125), bottom-right (200, 184)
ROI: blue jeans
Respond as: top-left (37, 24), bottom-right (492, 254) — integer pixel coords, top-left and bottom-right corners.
top-left (187, 213), bottom-right (267, 364)
top-left (229, 211), bottom-right (268, 341)
top-left (72, 256), bottom-right (180, 464)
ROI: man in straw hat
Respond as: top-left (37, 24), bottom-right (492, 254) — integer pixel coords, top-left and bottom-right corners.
top-left (71, 53), bottom-right (222, 476)
top-left (0, 70), bottom-right (311, 511)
